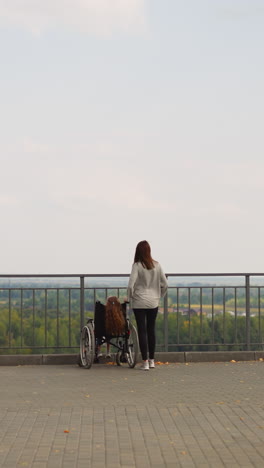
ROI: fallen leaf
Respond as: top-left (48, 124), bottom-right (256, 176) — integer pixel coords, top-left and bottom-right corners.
top-left (64, 430), bottom-right (70, 433)
top-left (230, 360), bottom-right (236, 363)
top-left (155, 361), bottom-right (170, 365)
top-left (180, 451), bottom-right (187, 455)
top-left (85, 395), bottom-right (90, 398)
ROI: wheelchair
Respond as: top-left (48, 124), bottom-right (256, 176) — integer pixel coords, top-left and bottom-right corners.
top-left (79, 301), bottom-right (139, 369)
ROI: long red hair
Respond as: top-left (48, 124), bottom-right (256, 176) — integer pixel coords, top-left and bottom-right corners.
top-left (105, 296), bottom-right (126, 336)
top-left (134, 240), bottom-right (155, 270)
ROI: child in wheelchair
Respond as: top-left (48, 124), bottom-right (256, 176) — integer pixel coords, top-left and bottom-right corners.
top-left (96, 296), bottom-right (126, 358)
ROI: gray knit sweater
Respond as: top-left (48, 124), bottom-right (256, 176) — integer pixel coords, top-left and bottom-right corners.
top-left (127, 261), bottom-right (168, 309)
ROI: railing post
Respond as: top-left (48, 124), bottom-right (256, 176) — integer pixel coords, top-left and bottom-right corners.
top-left (245, 274), bottom-right (250, 351)
top-left (80, 276), bottom-right (85, 329)
top-left (164, 283), bottom-right (168, 352)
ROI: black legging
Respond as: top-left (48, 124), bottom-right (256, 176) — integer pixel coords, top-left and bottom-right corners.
top-left (133, 308), bottom-right (158, 361)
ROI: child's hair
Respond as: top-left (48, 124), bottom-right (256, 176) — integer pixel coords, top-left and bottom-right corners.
top-left (105, 296), bottom-right (126, 336)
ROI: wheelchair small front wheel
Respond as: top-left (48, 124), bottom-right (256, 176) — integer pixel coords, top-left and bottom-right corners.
top-left (79, 322), bottom-right (95, 369)
top-left (116, 350), bottom-right (128, 366)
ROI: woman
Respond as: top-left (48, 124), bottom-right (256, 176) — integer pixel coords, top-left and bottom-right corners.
top-left (127, 240), bottom-right (168, 370)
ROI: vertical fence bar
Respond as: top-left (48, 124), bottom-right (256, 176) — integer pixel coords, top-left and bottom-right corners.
top-left (258, 287), bottom-right (261, 347)
top-left (234, 288), bottom-right (237, 344)
top-left (164, 287), bottom-right (168, 352)
top-left (176, 288), bottom-right (179, 345)
top-left (261, 288), bottom-right (264, 351)
top-left (20, 289), bottom-right (23, 348)
top-left (56, 289), bottom-right (59, 347)
top-left (8, 289), bottom-right (11, 348)
top-left (33, 289), bottom-right (35, 347)
top-left (212, 288), bottom-right (214, 345)
top-left (223, 288), bottom-right (226, 345)
top-left (188, 288), bottom-right (191, 344)
top-left (80, 276), bottom-right (85, 330)
top-left (200, 288), bottom-right (203, 344)
top-left (245, 275), bottom-right (250, 350)
top-left (45, 290), bottom-right (47, 348)
top-left (69, 289), bottom-right (72, 348)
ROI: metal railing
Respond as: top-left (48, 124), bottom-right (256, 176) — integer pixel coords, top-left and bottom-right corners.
top-left (0, 273), bottom-right (264, 354)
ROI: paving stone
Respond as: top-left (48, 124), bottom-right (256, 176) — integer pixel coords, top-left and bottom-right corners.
top-left (0, 362), bottom-right (264, 467)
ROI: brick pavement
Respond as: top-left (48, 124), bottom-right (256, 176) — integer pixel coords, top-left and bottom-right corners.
top-left (0, 360), bottom-right (264, 468)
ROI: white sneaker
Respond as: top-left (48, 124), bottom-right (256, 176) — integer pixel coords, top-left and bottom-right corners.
top-left (140, 361), bottom-right (149, 371)
top-left (149, 359), bottom-right (155, 368)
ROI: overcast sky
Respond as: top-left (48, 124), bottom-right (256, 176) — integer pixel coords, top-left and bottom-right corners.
top-left (1, 0), bottom-right (264, 275)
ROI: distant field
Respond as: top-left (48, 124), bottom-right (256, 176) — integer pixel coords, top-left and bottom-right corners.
top-left (169, 304), bottom-right (263, 316)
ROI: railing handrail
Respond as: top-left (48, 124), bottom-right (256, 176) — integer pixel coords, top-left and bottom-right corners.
top-left (1, 272), bottom-right (264, 278)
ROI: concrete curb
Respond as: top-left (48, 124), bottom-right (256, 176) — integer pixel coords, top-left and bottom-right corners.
top-left (155, 352), bottom-right (185, 362)
top-left (0, 355), bottom-right (43, 366)
top-left (42, 354), bottom-right (79, 365)
top-left (0, 351), bottom-right (264, 366)
top-left (185, 351), bottom-right (257, 362)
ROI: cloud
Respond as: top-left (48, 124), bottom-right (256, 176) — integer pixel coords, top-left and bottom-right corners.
top-left (0, 137), bottom-right (174, 216)
top-left (215, 3), bottom-right (264, 21)
top-left (0, 195), bottom-right (19, 206)
top-left (50, 163), bottom-right (175, 215)
top-left (0, 0), bottom-right (146, 36)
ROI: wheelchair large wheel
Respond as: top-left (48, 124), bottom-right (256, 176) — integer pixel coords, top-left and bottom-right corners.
top-left (116, 322), bottom-right (139, 368)
top-left (79, 322), bottom-right (95, 369)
